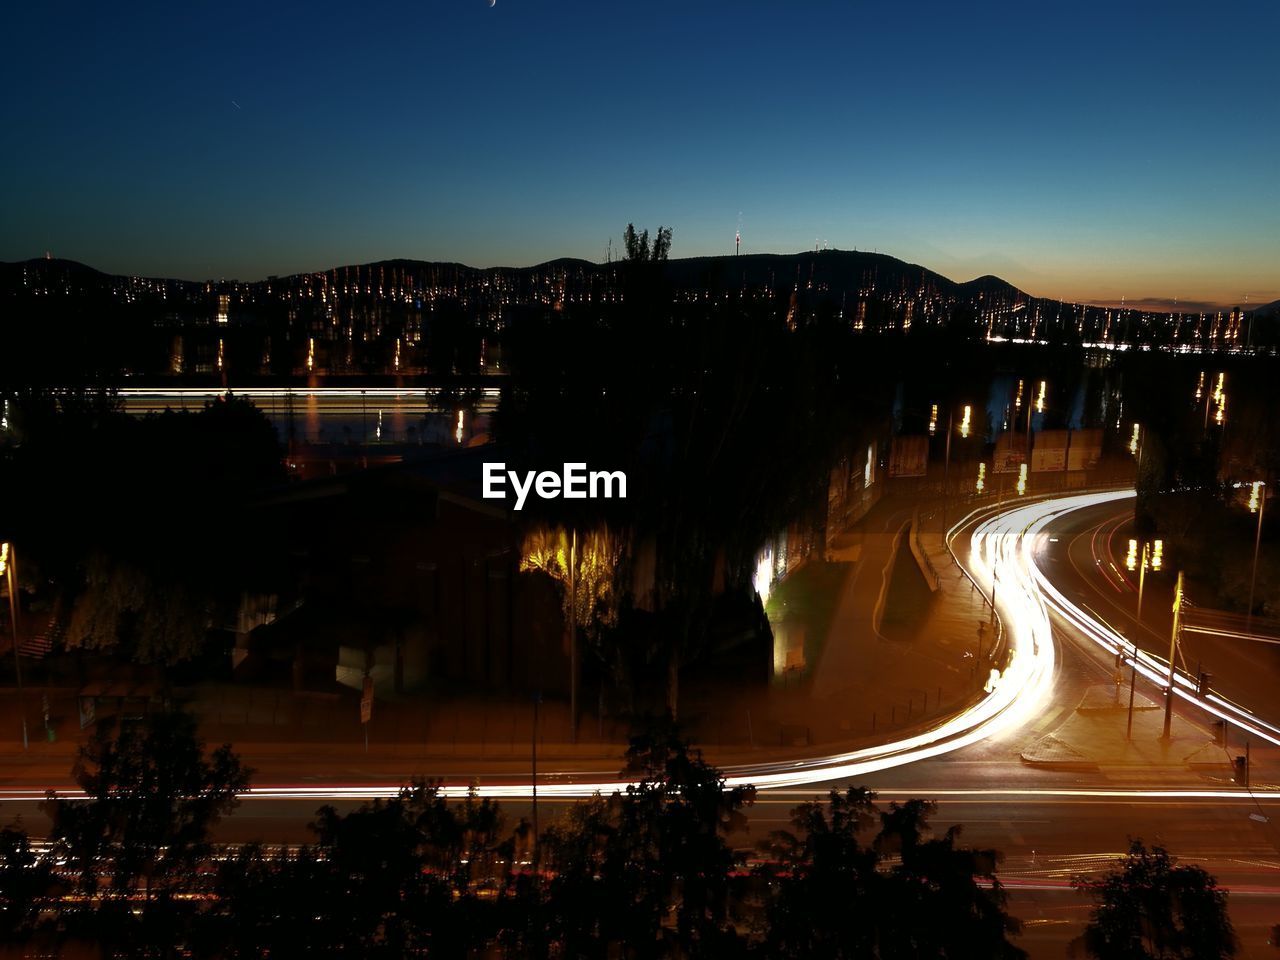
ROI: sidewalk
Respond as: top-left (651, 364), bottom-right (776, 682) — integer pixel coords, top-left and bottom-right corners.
top-left (1020, 680), bottom-right (1279, 785)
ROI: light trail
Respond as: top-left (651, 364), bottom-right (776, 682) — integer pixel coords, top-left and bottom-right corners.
top-left (114, 385), bottom-right (503, 414)
top-left (1, 497), bottom-right (1067, 803)
top-left (9, 490), bottom-right (1269, 805)
top-left (1026, 490), bottom-right (1280, 748)
top-left (4, 785), bottom-right (1279, 804)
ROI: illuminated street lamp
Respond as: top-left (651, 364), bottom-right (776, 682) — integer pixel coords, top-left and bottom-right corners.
top-left (1162, 571), bottom-right (1185, 741)
top-left (0, 543), bottom-right (28, 751)
top-left (975, 462), bottom-right (986, 494)
top-left (943, 403), bottom-right (974, 534)
top-left (1248, 481), bottom-right (1266, 631)
top-left (1126, 538), bottom-right (1163, 622)
top-left (1021, 379), bottom-right (1044, 475)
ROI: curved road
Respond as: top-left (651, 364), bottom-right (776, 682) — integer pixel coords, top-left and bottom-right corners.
top-left (6, 489), bottom-right (1280, 955)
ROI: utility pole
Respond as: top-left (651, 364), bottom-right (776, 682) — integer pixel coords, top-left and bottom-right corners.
top-left (943, 407), bottom-right (953, 535)
top-left (1162, 571), bottom-right (1184, 741)
top-left (3, 544), bottom-right (29, 751)
top-left (1137, 542), bottom-right (1148, 622)
top-left (569, 529), bottom-right (578, 744)
top-left (1024, 386), bottom-right (1034, 478)
top-left (1126, 640), bottom-right (1138, 740)
top-left (1248, 483), bottom-right (1266, 633)
top-left (990, 562), bottom-right (999, 625)
top-left (531, 691), bottom-right (540, 869)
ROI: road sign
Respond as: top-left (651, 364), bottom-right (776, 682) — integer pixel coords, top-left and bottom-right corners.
top-left (360, 676), bottom-right (373, 724)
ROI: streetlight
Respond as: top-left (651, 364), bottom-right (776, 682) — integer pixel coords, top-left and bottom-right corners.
top-left (1022, 380), bottom-right (1039, 477)
top-left (1161, 571), bottom-right (1185, 741)
top-left (1248, 481), bottom-right (1266, 631)
top-left (1126, 637), bottom-right (1139, 740)
top-left (989, 561), bottom-right (1000, 625)
top-left (531, 690), bottom-right (541, 869)
top-left (1126, 538), bottom-right (1162, 623)
top-left (1, 543), bottom-right (28, 751)
top-left (942, 403), bottom-right (972, 535)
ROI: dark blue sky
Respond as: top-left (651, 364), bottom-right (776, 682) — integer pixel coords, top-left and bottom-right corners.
top-left (4, 1), bottom-right (1277, 305)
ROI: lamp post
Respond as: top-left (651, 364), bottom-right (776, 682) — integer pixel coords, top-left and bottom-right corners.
top-left (1126, 639), bottom-right (1138, 740)
top-left (1127, 538), bottom-right (1162, 623)
top-left (1161, 571), bottom-right (1185, 741)
top-left (569, 528), bottom-right (578, 744)
top-left (1024, 381), bottom-right (1035, 475)
top-left (1138, 543), bottom-right (1149, 622)
top-left (1, 543), bottom-right (28, 751)
top-left (942, 403), bottom-right (972, 537)
top-left (989, 560), bottom-right (999, 625)
top-left (531, 691), bottom-right (541, 869)
top-left (943, 407), bottom-right (952, 535)
top-left (1248, 481), bottom-right (1266, 632)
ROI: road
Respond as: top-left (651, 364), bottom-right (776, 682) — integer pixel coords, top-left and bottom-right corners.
top-left (1039, 496), bottom-right (1280, 735)
top-left (5, 489), bottom-right (1280, 956)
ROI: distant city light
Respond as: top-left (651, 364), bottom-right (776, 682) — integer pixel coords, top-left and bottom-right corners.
top-left (976, 462), bottom-right (986, 493)
top-left (1126, 539), bottom-right (1139, 571)
top-left (929, 403), bottom-right (938, 436)
top-left (1016, 463), bottom-right (1027, 496)
top-left (960, 405), bottom-right (972, 439)
top-left (1035, 380), bottom-right (1046, 413)
top-left (1249, 481), bottom-right (1264, 514)
top-left (1129, 423), bottom-right (1140, 456)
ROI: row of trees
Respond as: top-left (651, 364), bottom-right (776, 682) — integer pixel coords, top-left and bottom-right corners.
top-left (0, 713), bottom-right (1241, 958)
top-left (3, 393), bottom-right (290, 667)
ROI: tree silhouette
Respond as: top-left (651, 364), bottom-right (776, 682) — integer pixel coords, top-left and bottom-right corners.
top-left (652, 226), bottom-right (673, 261)
top-left (622, 223), bottom-right (673, 261)
top-left (759, 789), bottom-right (1025, 959)
top-left (1072, 839), bottom-right (1236, 959)
top-left (206, 780), bottom-right (521, 958)
top-left (541, 721), bottom-right (753, 958)
top-left (0, 824), bottom-right (53, 943)
top-left (42, 711), bottom-right (251, 954)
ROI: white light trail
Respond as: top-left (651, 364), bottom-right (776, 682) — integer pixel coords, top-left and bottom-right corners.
top-left (1027, 490), bottom-right (1280, 748)
top-left (0, 494), bottom-right (1064, 803)
top-left (11, 491), bottom-right (1267, 805)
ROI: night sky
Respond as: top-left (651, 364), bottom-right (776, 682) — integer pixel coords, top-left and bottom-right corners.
top-left (4, 0), bottom-right (1277, 307)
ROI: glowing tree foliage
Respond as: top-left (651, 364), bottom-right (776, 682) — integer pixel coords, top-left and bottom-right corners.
top-left (520, 525), bottom-right (621, 631)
